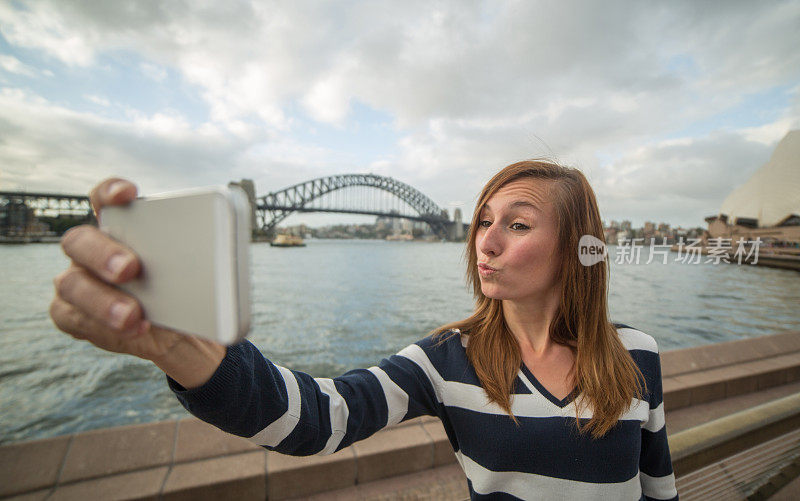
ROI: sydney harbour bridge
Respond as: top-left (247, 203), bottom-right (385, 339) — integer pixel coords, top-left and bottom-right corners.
top-left (1, 174), bottom-right (466, 241)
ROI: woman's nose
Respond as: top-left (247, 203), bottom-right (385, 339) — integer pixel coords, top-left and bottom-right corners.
top-left (478, 225), bottom-right (501, 256)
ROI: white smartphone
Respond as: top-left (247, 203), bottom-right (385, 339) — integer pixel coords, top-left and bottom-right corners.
top-left (99, 186), bottom-right (251, 345)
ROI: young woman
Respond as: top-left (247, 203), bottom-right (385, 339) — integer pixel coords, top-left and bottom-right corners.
top-left (50, 160), bottom-right (678, 500)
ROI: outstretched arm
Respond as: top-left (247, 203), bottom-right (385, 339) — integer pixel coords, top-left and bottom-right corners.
top-left (167, 338), bottom-right (442, 456)
top-left (49, 177), bottom-right (442, 457)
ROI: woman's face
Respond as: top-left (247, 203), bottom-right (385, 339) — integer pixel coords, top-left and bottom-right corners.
top-left (475, 178), bottom-right (562, 304)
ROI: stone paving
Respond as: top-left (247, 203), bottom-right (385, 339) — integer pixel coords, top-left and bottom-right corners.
top-left (303, 463), bottom-right (469, 501)
top-left (772, 473), bottom-right (800, 500)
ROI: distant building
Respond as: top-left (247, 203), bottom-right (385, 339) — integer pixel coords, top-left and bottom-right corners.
top-left (705, 130), bottom-right (800, 245)
top-left (603, 227), bottom-right (618, 244)
top-left (453, 207), bottom-right (464, 240)
top-left (0, 200), bottom-right (50, 237)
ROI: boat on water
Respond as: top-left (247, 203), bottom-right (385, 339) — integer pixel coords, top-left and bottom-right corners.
top-left (385, 233), bottom-right (413, 241)
top-left (270, 234), bottom-right (306, 247)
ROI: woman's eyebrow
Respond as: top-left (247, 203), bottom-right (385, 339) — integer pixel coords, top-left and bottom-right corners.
top-left (481, 201), bottom-right (539, 214)
top-left (508, 200), bottom-right (540, 212)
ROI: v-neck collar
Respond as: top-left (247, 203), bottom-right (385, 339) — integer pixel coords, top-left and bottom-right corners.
top-left (519, 363), bottom-right (578, 408)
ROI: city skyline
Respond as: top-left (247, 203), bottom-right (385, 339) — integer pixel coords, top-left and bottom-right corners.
top-left (276, 214), bottom-right (704, 239)
top-left (1, 1), bottom-right (798, 228)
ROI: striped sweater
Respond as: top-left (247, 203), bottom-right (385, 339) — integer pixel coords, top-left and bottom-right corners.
top-left (168, 323), bottom-right (679, 500)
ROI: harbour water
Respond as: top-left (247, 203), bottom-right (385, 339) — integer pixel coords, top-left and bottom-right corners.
top-left (1, 240), bottom-right (799, 445)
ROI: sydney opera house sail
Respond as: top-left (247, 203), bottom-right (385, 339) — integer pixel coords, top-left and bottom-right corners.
top-left (719, 130), bottom-right (800, 228)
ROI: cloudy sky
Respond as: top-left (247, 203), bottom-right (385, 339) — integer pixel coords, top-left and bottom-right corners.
top-left (1, 0), bottom-right (798, 228)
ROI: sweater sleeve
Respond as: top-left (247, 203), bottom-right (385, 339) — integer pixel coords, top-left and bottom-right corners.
top-left (639, 345), bottom-right (679, 501)
top-left (166, 338), bottom-right (441, 456)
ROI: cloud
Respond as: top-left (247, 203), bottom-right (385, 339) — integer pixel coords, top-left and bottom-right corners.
top-left (3, 1), bottom-right (797, 133)
top-left (0, 87), bottom-right (376, 204)
top-left (83, 94), bottom-right (110, 107)
top-left (0, 0), bottom-right (798, 228)
top-left (594, 131), bottom-right (776, 226)
top-left (0, 88), bottom-right (247, 194)
top-left (0, 54), bottom-right (38, 76)
top-left (740, 85), bottom-right (800, 144)
top-left (0, 2), bottom-right (97, 66)
top-left (139, 62), bottom-right (167, 82)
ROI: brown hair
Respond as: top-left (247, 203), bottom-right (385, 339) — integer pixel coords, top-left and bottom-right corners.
top-left (432, 160), bottom-right (646, 439)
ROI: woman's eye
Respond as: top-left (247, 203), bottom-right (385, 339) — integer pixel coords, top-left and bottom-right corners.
top-left (510, 222), bottom-right (530, 230)
top-left (478, 220), bottom-right (492, 228)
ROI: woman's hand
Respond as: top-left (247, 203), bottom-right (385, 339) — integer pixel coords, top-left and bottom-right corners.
top-left (49, 178), bottom-right (226, 389)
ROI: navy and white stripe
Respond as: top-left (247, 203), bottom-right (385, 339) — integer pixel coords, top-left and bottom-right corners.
top-left (168, 323), bottom-right (678, 500)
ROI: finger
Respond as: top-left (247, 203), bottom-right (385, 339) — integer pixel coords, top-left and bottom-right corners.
top-left (49, 295), bottom-right (143, 353)
top-left (54, 265), bottom-right (145, 331)
top-left (50, 295), bottom-right (91, 341)
top-left (60, 226), bottom-right (141, 283)
top-left (89, 178), bottom-right (137, 218)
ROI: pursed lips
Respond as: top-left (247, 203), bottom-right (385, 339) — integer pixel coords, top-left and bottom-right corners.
top-left (478, 263), bottom-right (498, 276)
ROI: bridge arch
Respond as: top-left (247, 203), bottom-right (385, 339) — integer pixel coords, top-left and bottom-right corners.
top-left (256, 174), bottom-right (450, 238)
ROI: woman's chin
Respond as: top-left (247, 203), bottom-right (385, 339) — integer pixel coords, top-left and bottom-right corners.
top-left (480, 286), bottom-right (507, 300)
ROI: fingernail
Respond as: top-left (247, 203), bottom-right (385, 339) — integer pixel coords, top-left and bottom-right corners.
top-left (110, 301), bottom-right (134, 330)
top-left (107, 181), bottom-right (127, 199)
top-left (107, 254), bottom-right (131, 279)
